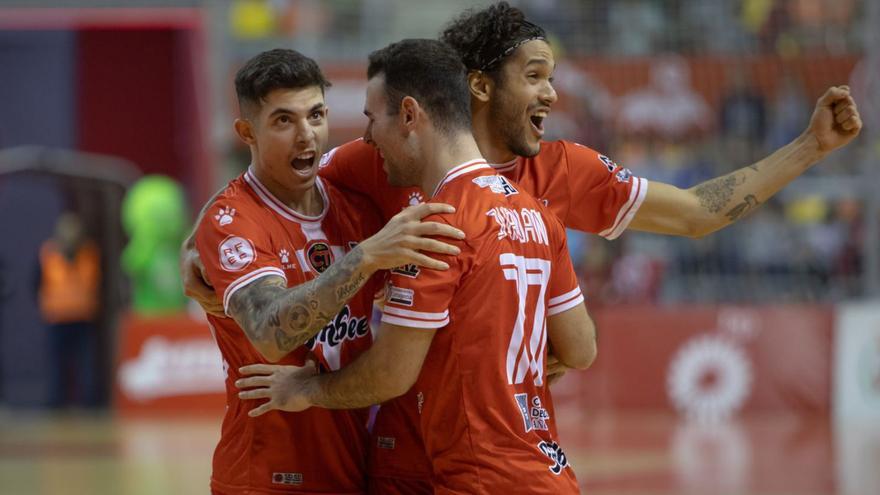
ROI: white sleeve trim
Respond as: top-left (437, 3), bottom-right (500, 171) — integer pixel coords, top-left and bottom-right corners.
top-left (548, 287), bottom-right (582, 307)
top-left (547, 294), bottom-right (585, 316)
top-left (223, 267), bottom-right (287, 315)
top-left (381, 313), bottom-right (450, 329)
top-left (383, 306), bottom-right (449, 321)
top-left (599, 177), bottom-right (649, 240)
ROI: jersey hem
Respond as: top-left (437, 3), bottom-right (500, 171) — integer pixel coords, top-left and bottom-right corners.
top-left (211, 477), bottom-right (365, 495)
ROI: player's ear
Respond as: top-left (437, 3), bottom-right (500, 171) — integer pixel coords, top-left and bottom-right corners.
top-left (468, 70), bottom-right (491, 103)
top-left (234, 118), bottom-right (256, 146)
top-left (400, 96), bottom-right (419, 130)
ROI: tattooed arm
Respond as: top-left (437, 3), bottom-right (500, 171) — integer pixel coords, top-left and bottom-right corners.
top-left (629, 86), bottom-right (862, 238)
top-left (226, 202), bottom-right (465, 362)
top-left (235, 322), bottom-right (436, 414)
top-left (227, 246), bottom-right (374, 362)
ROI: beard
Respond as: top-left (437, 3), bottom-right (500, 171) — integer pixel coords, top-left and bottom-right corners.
top-left (488, 92), bottom-right (541, 158)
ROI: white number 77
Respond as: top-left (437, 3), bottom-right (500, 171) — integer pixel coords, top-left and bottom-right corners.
top-left (501, 253), bottom-right (551, 387)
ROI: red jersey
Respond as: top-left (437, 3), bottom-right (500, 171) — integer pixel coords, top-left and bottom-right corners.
top-left (380, 160), bottom-right (584, 493)
top-left (318, 138), bottom-right (646, 486)
top-left (194, 168), bottom-right (382, 494)
top-left (319, 138), bottom-right (648, 239)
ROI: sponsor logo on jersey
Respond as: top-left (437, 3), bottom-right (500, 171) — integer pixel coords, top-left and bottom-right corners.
top-left (472, 175), bottom-right (519, 196)
top-left (305, 305), bottom-right (370, 350)
top-left (377, 436), bottom-right (396, 449)
top-left (392, 264), bottom-right (420, 278)
top-left (305, 240), bottom-right (333, 273)
top-left (278, 248), bottom-right (296, 270)
top-left (598, 154), bottom-right (617, 173)
top-left (537, 440), bottom-right (570, 475)
top-left (486, 207), bottom-right (549, 246)
top-left (417, 391), bottom-right (425, 414)
top-left (214, 206), bottom-right (236, 226)
top-left (219, 235), bottom-right (255, 271)
top-left (272, 472), bottom-right (303, 485)
top-left (615, 168), bottom-right (633, 183)
top-left (514, 393), bottom-right (550, 432)
top-left (387, 285), bottom-right (414, 306)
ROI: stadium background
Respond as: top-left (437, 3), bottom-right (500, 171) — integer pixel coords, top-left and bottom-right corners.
top-left (0, 0), bottom-right (879, 494)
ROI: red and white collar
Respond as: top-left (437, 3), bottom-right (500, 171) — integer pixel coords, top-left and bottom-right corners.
top-left (244, 167), bottom-right (329, 223)
top-left (488, 157), bottom-right (518, 173)
top-left (431, 158), bottom-right (491, 198)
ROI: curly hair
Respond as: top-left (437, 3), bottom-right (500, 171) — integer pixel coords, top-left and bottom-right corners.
top-left (439, 1), bottom-right (546, 76)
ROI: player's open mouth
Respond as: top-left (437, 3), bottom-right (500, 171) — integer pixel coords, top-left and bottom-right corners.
top-left (290, 151), bottom-right (316, 175)
top-left (529, 113), bottom-right (546, 137)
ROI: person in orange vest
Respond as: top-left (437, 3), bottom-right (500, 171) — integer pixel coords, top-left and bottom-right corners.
top-left (38, 212), bottom-right (101, 409)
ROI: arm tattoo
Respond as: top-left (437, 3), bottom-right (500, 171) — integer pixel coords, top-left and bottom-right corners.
top-left (725, 194), bottom-right (760, 222)
top-left (694, 173), bottom-right (746, 214)
top-left (227, 246), bottom-right (374, 358)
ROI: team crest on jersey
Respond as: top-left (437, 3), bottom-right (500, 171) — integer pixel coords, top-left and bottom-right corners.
top-left (537, 440), bottom-right (570, 475)
top-left (215, 206), bottom-right (236, 226)
top-left (305, 240), bottom-right (333, 273)
top-left (392, 264), bottom-right (420, 278)
top-left (219, 235), bottom-right (255, 272)
top-left (514, 393), bottom-right (550, 432)
top-left (472, 175), bottom-right (518, 196)
top-left (407, 191), bottom-right (424, 206)
top-left (598, 154), bottom-right (617, 173)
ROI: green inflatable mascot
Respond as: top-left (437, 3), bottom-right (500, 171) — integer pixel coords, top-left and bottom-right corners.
top-left (121, 175), bottom-right (188, 315)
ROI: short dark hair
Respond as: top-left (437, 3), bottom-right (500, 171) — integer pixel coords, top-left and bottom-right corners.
top-left (234, 48), bottom-right (331, 116)
top-left (440, 1), bottom-right (546, 79)
top-left (367, 39), bottom-right (471, 136)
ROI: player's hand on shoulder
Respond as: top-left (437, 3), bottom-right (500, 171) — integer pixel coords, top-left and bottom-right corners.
top-left (180, 237), bottom-right (224, 317)
top-left (359, 202), bottom-right (466, 272)
top-left (807, 85), bottom-right (862, 154)
top-left (236, 362), bottom-right (319, 416)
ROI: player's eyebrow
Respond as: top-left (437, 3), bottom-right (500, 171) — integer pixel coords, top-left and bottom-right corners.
top-left (267, 102), bottom-right (325, 118)
top-left (525, 58), bottom-right (554, 69)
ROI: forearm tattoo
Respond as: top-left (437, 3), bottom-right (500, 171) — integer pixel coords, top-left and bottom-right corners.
top-left (227, 246), bottom-right (372, 357)
top-left (694, 173), bottom-right (745, 214)
top-left (725, 194), bottom-right (760, 222)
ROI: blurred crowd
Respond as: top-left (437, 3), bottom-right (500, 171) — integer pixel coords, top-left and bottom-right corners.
top-left (224, 0), bottom-right (877, 304)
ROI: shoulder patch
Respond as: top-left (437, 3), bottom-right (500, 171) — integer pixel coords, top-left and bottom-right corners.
top-left (598, 154), bottom-right (617, 173)
top-left (219, 235), bottom-right (256, 271)
top-left (214, 206), bottom-right (236, 226)
top-left (472, 175), bottom-right (518, 196)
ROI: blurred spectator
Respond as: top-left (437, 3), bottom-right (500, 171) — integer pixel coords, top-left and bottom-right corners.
top-left (607, 0), bottom-right (664, 56)
top-left (38, 212), bottom-right (101, 409)
top-left (618, 56), bottom-right (712, 140)
top-left (766, 71), bottom-right (810, 151)
top-left (719, 64), bottom-right (767, 163)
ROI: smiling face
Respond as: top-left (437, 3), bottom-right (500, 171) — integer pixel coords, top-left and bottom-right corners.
top-left (362, 74), bottom-right (419, 188)
top-left (487, 39), bottom-right (557, 157)
top-left (238, 85), bottom-right (329, 196)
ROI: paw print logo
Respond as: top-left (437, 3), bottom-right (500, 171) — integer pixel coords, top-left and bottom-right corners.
top-left (215, 206), bottom-right (236, 226)
top-left (279, 249), bottom-right (290, 264)
top-left (408, 192), bottom-right (423, 206)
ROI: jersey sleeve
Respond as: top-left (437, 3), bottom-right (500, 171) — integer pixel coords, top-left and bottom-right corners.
top-left (562, 141), bottom-right (649, 240)
top-left (546, 220), bottom-right (585, 316)
top-left (194, 201), bottom-right (285, 316)
top-left (318, 139), bottom-right (384, 198)
top-left (380, 216), bottom-right (464, 329)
